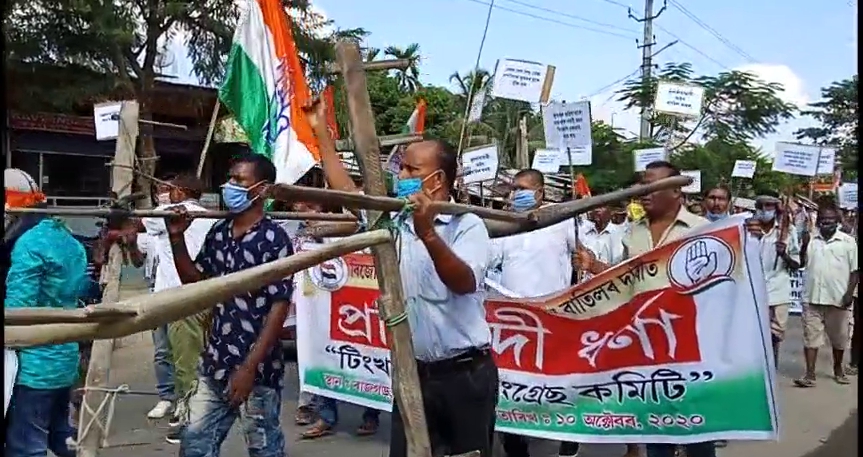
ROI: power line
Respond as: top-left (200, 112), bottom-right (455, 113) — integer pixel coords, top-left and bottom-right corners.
top-left (667, 0), bottom-right (757, 62)
top-left (501, 0), bottom-right (638, 34)
top-left (458, 0), bottom-right (638, 40)
top-left (587, 68), bottom-right (641, 98)
top-left (653, 24), bottom-right (730, 70)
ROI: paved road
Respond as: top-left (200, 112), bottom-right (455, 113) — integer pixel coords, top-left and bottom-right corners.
top-left (92, 316), bottom-right (856, 457)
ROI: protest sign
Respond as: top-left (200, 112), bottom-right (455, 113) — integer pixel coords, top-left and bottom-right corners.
top-left (816, 147), bottom-right (836, 175)
top-left (542, 101), bottom-right (592, 160)
top-left (93, 101), bottom-right (125, 141)
top-left (772, 142), bottom-right (826, 177)
top-left (731, 160), bottom-right (757, 179)
top-left (532, 149), bottom-right (562, 173)
top-left (491, 59), bottom-right (549, 103)
top-left (633, 148), bottom-right (667, 172)
top-left (838, 182), bottom-right (858, 209)
top-left (789, 269), bottom-right (805, 315)
top-left (681, 171), bottom-right (702, 194)
top-left (653, 82), bottom-right (705, 118)
top-left (461, 144), bottom-right (499, 184)
top-left (296, 217), bottom-right (779, 444)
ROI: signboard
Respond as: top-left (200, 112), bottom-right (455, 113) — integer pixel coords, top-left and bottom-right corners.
top-left (532, 149), bottom-right (562, 174)
top-left (838, 183), bottom-right (858, 209)
top-left (491, 59), bottom-right (549, 103)
top-left (789, 268), bottom-right (804, 315)
top-left (461, 144), bottom-right (499, 184)
top-left (297, 217), bottom-right (779, 443)
top-left (653, 82), bottom-right (705, 118)
top-left (680, 170), bottom-right (702, 194)
top-left (731, 160), bottom-right (757, 179)
top-left (633, 148), bottom-right (667, 172)
top-left (772, 142), bottom-right (827, 177)
top-left (542, 101), bottom-right (592, 164)
top-left (93, 101), bottom-right (124, 141)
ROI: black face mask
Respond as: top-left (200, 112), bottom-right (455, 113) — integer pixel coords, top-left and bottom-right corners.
top-left (818, 222), bottom-right (838, 238)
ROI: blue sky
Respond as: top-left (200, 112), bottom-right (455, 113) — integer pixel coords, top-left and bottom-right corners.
top-left (166, 0), bottom-right (857, 151)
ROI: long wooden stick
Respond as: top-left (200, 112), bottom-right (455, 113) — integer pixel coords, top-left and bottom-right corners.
top-left (303, 175), bottom-right (692, 239)
top-left (196, 99), bottom-right (221, 178)
top-left (5, 306), bottom-right (137, 326)
top-left (7, 207), bottom-right (357, 222)
top-left (4, 230), bottom-right (392, 347)
top-left (335, 40), bottom-right (433, 457)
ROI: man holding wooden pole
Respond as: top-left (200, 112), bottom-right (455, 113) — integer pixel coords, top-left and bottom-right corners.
top-left (306, 98), bottom-right (499, 457)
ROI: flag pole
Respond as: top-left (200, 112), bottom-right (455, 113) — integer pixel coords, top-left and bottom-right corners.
top-left (196, 99), bottom-right (221, 179)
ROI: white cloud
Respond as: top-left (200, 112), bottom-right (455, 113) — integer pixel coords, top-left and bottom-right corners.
top-left (733, 63), bottom-right (810, 108)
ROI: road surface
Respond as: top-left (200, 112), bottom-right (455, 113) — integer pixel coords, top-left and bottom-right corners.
top-left (92, 316), bottom-right (856, 457)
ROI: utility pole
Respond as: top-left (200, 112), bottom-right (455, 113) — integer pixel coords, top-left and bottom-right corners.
top-left (629, 0), bottom-right (668, 141)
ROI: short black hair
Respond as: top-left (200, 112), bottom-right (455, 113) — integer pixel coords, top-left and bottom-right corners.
top-left (231, 152), bottom-right (277, 183)
top-left (644, 160), bottom-right (681, 176)
top-left (704, 185), bottom-right (731, 200)
top-left (172, 174), bottom-right (204, 199)
top-left (514, 168), bottom-right (545, 186)
top-left (427, 139), bottom-right (458, 193)
top-left (296, 167), bottom-right (325, 188)
top-left (817, 197), bottom-right (839, 215)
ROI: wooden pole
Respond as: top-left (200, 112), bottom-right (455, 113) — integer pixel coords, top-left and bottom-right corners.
top-left (196, 99), bottom-right (221, 179)
top-left (78, 100), bottom-right (139, 457)
top-left (334, 40), bottom-right (433, 457)
top-left (515, 116), bottom-right (529, 169)
top-left (7, 207), bottom-right (357, 222)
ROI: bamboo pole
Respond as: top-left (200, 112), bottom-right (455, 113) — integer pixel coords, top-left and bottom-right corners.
top-left (302, 175), bottom-right (692, 239)
top-left (78, 100), bottom-right (139, 457)
top-left (267, 183), bottom-right (530, 223)
top-left (335, 40), bottom-right (432, 457)
top-left (335, 132), bottom-right (423, 152)
top-left (7, 207), bottom-right (357, 222)
top-left (5, 307), bottom-right (137, 326)
top-left (5, 230), bottom-right (392, 347)
top-left (196, 99), bottom-right (221, 178)
top-left (325, 58), bottom-right (412, 74)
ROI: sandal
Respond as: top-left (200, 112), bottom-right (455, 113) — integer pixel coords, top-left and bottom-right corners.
top-left (846, 365), bottom-right (858, 376)
top-left (355, 420), bottom-right (379, 436)
top-left (834, 374), bottom-right (851, 385)
top-left (300, 420), bottom-right (334, 440)
top-left (295, 406), bottom-right (314, 426)
top-left (793, 377), bottom-right (817, 388)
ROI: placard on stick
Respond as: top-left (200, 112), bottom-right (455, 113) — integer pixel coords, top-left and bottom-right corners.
top-left (491, 58), bottom-right (554, 103)
top-left (681, 170), bottom-right (702, 194)
top-left (633, 147), bottom-right (667, 172)
top-left (653, 82), bottom-right (705, 118)
top-left (93, 101), bottom-right (125, 141)
top-left (772, 142), bottom-right (825, 177)
top-left (461, 144), bottom-right (499, 184)
top-left (531, 149), bottom-right (561, 173)
top-left (838, 182), bottom-right (858, 209)
top-left (542, 100), bottom-right (593, 165)
top-left (731, 160), bottom-right (757, 179)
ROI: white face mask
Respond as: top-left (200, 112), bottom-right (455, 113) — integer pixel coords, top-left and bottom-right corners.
top-left (157, 192), bottom-right (171, 205)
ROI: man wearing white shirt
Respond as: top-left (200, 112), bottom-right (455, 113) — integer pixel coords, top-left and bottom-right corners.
top-left (489, 169), bottom-right (581, 457)
top-left (581, 205), bottom-right (626, 271)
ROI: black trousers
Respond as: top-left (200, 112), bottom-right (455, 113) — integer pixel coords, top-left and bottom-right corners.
top-left (389, 349), bottom-right (499, 457)
top-left (851, 298), bottom-right (860, 367)
top-left (501, 433), bottom-right (581, 457)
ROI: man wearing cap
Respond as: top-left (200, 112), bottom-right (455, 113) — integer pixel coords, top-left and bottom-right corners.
top-left (744, 193), bottom-right (801, 366)
top-left (4, 168), bottom-right (89, 457)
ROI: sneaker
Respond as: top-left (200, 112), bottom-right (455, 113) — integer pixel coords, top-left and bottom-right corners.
top-left (169, 402), bottom-right (187, 427)
top-left (147, 400), bottom-right (174, 419)
top-left (165, 427), bottom-right (182, 445)
top-left (66, 436), bottom-right (78, 451)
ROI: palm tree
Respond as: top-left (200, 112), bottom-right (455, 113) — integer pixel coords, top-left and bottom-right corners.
top-left (384, 43), bottom-right (421, 92)
top-left (362, 47), bottom-right (381, 62)
top-left (449, 69), bottom-right (492, 109)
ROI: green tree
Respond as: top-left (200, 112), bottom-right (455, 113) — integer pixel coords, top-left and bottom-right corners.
top-left (384, 43), bottom-right (421, 93)
top-left (615, 62), bottom-right (797, 144)
top-left (795, 75), bottom-right (859, 179)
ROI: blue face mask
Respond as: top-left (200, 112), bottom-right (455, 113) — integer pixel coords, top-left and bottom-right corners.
top-left (395, 171), bottom-right (441, 199)
top-left (705, 211), bottom-right (728, 222)
top-left (511, 189), bottom-right (538, 212)
top-left (221, 182), bottom-right (262, 214)
top-left (755, 209), bottom-right (776, 222)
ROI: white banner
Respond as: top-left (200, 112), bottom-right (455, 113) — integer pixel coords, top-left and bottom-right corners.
top-left (491, 59), bottom-right (549, 103)
top-left (461, 144), bottom-right (499, 184)
top-left (653, 82), bottom-right (705, 118)
top-left (532, 149), bottom-right (562, 174)
top-left (732, 160), bottom-right (757, 179)
top-left (681, 170), bottom-right (702, 194)
top-left (542, 101), bottom-right (592, 161)
top-left (772, 143), bottom-right (831, 177)
top-left (838, 183), bottom-right (858, 209)
top-left (633, 148), bottom-right (668, 172)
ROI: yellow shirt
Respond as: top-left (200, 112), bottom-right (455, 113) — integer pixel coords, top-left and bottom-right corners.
top-left (622, 206), bottom-right (709, 259)
top-left (804, 230), bottom-right (858, 306)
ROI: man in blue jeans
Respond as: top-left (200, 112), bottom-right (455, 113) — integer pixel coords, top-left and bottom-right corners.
top-left (300, 395), bottom-right (381, 439)
top-left (4, 168), bottom-right (89, 457)
top-left (166, 152), bottom-right (293, 457)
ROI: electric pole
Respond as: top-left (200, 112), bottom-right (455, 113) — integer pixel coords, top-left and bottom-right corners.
top-left (629, 0), bottom-right (668, 141)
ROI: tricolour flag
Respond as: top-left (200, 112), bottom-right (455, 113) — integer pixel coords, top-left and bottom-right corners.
top-left (403, 98), bottom-right (427, 135)
top-left (219, 0), bottom-right (319, 184)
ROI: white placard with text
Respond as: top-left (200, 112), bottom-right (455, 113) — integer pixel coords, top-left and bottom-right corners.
top-left (93, 101), bottom-right (124, 141)
top-left (772, 142), bottom-right (824, 177)
top-left (653, 82), bottom-right (705, 118)
top-left (815, 147), bottom-right (836, 175)
top-left (542, 101), bottom-right (592, 164)
top-left (532, 149), bottom-right (562, 174)
top-left (633, 148), bottom-right (668, 172)
top-left (731, 160), bottom-right (757, 179)
top-left (839, 183), bottom-right (858, 209)
top-left (461, 144), bottom-right (499, 184)
top-left (681, 170), bottom-right (702, 194)
top-left (491, 59), bottom-right (548, 103)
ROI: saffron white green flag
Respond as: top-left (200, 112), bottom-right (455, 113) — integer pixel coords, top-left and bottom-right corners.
top-left (218, 0), bottom-right (320, 184)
